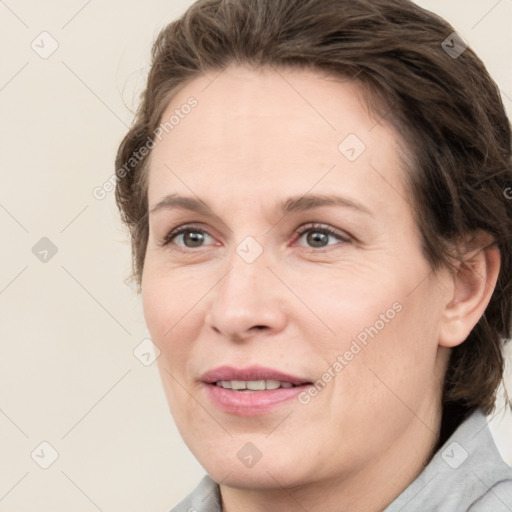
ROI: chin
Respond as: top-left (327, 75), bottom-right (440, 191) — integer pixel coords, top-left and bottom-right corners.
top-left (207, 460), bottom-right (302, 490)
top-left (188, 435), bottom-right (317, 491)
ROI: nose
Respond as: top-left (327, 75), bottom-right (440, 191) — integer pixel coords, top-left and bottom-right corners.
top-left (204, 249), bottom-right (288, 342)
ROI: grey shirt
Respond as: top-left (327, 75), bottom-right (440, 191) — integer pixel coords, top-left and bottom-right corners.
top-left (169, 410), bottom-right (512, 511)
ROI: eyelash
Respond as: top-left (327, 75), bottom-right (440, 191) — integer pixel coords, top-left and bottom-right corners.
top-left (294, 223), bottom-right (350, 248)
top-left (160, 223), bottom-right (351, 250)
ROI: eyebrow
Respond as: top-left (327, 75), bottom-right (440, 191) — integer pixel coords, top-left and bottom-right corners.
top-left (149, 192), bottom-right (373, 218)
top-left (150, 194), bottom-right (212, 216)
top-left (280, 193), bottom-right (373, 217)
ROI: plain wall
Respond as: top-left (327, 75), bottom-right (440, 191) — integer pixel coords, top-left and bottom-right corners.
top-left (1, 1), bottom-right (511, 510)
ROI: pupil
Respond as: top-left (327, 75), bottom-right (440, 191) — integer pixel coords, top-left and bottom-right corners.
top-left (307, 231), bottom-right (328, 247)
top-left (184, 231), bottom-right (204, 247)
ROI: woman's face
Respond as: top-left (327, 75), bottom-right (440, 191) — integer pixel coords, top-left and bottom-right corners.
top-left (142, 66), bottom-right (452, 490)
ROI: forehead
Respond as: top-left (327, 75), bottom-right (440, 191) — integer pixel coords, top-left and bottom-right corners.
top-left (147, 65), bottom-right (410, 214)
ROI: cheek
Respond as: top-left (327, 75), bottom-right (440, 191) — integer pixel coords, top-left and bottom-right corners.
top-left (309, 254), bottom-right (444, 398)
top-left (309, 281), bottom-right (445, 464)
top-left (326, 277), bottom-right (445, 421)
top-left (142, 271), bottom-right (206, 425)
top-left (286, 263), bottom-right (407, 348)
top-left (141, 268), bottom-right (207, 390)
top-left (142, 264), bottom-right (202, 340)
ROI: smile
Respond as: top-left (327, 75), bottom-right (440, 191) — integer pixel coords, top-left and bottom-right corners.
top-left (214, 380), bottom-right (296, 390)
top-left (201, 366), bottom-right (313, 415)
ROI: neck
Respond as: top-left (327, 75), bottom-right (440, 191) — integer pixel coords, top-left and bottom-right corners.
top-left (220, 402), bottom-right (443, 512)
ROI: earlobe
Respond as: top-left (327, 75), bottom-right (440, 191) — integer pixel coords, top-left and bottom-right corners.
top-left (438, 239), bottom-right (501, 348)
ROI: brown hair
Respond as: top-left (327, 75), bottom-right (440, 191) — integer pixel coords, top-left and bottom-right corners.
top-left (115, 0), bottom-right (512, 417)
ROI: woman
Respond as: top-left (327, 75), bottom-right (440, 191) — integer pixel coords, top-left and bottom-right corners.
top-left (115, 0), bottom-right (512, 510)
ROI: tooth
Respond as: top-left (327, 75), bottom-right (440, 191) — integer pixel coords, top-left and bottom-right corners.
top-left (246, 380), bottom-right (266, 390)
top-left (216, 380), bottom-right (296, 391)
top-left (265, 379), bottom-right (280, 390)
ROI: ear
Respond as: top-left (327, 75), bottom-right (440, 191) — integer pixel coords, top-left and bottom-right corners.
top-left (438, 233), bottom-right (501, 348)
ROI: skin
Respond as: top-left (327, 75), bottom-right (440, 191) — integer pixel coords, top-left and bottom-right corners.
top-left (141, 65), bottom-right (500, 512)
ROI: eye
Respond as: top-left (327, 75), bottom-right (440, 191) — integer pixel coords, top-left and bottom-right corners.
top-left (295, 223), bottom-right (350, 249)
top-left (162, 226), bottom-right (215, 248)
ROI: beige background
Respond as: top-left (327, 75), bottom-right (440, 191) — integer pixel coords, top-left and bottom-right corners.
top-left (1, 0), bottom-right (511, 510)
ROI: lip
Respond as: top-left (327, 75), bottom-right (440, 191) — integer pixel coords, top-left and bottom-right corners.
top-left (200, 365), bottom-right (312, 416)
top-left (200, 365), bottom-right (309, 385)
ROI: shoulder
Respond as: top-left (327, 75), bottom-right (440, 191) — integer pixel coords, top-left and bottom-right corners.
top-left (385, 409), bottom-right (512, 512)
top-left (168, 475), bottom-right (221, 512)
top-left (467, 479), bottom-right (512, 511)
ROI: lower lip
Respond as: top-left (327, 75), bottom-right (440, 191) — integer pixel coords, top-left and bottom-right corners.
top-left (203, 383), bottom-right (307, 416)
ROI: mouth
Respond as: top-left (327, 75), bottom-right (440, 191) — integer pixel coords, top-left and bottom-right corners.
top-left (213, 379), bottom-right (300, 391)
top-left (200, 365), bottom-right (313, 416)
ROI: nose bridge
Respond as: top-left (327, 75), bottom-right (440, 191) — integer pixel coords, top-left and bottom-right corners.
top-left (218, 244), bottom-right (271, 313)
top-left (217, 219), bottom-right (270, 300)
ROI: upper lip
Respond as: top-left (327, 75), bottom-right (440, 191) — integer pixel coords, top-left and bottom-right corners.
top-left (200, 365), bottom-right (311, 385)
